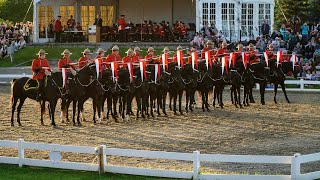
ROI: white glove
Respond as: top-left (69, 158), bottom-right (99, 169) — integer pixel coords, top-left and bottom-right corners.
top-left (70, 69), bottom-right (77, 76)
top-left (45, 70), bottom-right (52, 76)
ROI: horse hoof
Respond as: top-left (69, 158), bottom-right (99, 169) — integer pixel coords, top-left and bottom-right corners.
top-left (11, 123), bottom-right (14, 127)
top-left (180, 112), bottom-right (183, 115)
top-left (287, 100), bottom-right (291, 103)
top-left (78, 123), bottom-right (82, 126)
top-left (52, 123), bottom-right (57, 127)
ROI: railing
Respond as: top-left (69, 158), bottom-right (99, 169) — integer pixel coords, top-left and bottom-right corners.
top-left (0, 139), bottom-right (319, 179)
top-left (254, 79), bottom-right (320, 92)
top-left (0, 74), bottom-right (32, 84)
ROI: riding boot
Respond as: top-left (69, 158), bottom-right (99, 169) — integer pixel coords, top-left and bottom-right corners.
top-left (36, 80), bottom-right (44, 102)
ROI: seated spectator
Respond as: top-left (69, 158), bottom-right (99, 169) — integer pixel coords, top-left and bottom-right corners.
top-left (311, 70), bottom-right (318, 81)
top-left (0, 44), bottom-right (8, 59)
top-left (293, 42), bottom-right (302, 54)
top-left (17, 36), bottom-right (26, 49)
top-left (306, 70), bottom-right (312, 80)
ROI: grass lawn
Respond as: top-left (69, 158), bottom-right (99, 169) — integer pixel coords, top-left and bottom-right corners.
top-left (0, 47), bottom-right (186, 68)
top-left (0, 47), bottom-right (96, 67)
top-left (0, 164), bottom-right (176, 180)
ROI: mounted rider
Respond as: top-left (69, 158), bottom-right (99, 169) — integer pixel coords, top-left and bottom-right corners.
top-left (32, 49), bottom-right (52, 101)
top-left (145, 47), bottom-right (156, 64)
top-left (201, 40), bottom-right (215, 60)
top-left (104, 45), bottom-right (121, 68)
top-left (78, 48), bottom-right (92, 69)
top-left (247, 43), bottom-right (260, 65)
top-left (122, 48), bottom-right (138, 68)
top-left (173, 45), bottom-right (186, 66)
top-left (58, 49), bottom-right (76, 75)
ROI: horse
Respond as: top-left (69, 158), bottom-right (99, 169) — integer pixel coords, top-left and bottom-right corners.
top-left (116, 68), bottom-right (134, 121)
top-left (181, 64), bottom-right (198, 112)
top-left (196, 61), bottom-right (214, 112)
top-left (10, 72), bottom-right (65, 127)
top-left (132, 66), bottom-right (149, 118)
top-left (168, 62), bottom-right (185, 115)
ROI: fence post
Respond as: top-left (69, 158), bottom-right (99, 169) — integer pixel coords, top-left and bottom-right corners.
top-left (18, 139), bottom-right (24, 167)
top-left (98, 145), bottom-right (106, 175)
top-left (300, 79), bottom-right (304, 90)
top-left (291, 153), bottom-right (301, 180)
top-left (193, 151), bottom-right (200, 180)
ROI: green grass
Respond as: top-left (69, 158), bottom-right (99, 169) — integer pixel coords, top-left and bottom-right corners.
top-left (0, 47), bottom-right (185, 67)
top-left (106, 48), bottom-right (187, 59)
top-left (0, 47), bottom-right (96, 67)
top-left (0, 164), bottom-right (176, 180)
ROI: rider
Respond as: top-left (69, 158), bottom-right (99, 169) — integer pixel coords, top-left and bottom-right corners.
top-left (145, 47), bottom-right (156, 64)
top-left (247, 43), bottom-right (260, 65)
top-left (58, 49), bottom-right (76, 75)
top-left (78, 48), bottom-right (92, 69)
top-left (173, 45), bottom-right (186, 66)
top-left (122, 48), bottom-right (138, 68)
top-left (104, 45), bottom-right (121, 68)
top-left (95, 48), bottom-right (106, 59)
top-left (32, 49), bottom-right (52, 101)
top-left (232, 43), bottom-right (244, 69)
top-left (133, 46), bottom-right (143, 62)
top-left (201, 40), bottom-right (215, 60)
top-left (215, 41), bottom-right (230, 64)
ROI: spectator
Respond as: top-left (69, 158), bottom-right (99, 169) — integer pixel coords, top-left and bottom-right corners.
top-left (54, 15), bottom-right (62, 43)
top-left (17, 36), bottom-right (26, 49)
top-left (7, 41), bottom-right (14, 63)
top-left (311, 71), bottom-right (318, 80)
top-left (301, 22), bottom-right (310, 45)
top-left (280, 24), bottom-right (287, 40)
top-left (261, 19), bottom-right (270, 37)
top-left (306, 70), bottom-right (312, 80)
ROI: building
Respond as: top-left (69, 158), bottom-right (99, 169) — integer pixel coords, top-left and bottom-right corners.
top-left (33, 0), bottom-right (274, 43)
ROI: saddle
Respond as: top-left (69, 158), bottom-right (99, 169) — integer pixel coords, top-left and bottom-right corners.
top-left (23, 79), bottom-right (39, 91)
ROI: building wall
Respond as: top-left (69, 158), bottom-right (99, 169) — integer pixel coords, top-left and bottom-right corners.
top-left (172, 0), bottom-right (196, 24)
top-left (119, 0), bottom-right (195, 24)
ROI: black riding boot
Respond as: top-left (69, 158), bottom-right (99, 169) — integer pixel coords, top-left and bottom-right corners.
top-left (36, 80), bottom-right (44, 102)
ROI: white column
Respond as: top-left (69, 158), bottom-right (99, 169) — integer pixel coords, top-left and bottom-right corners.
top-left (234, 1), bottom-right (240, 42)
top-left (270, 1), bottom-right (275, 33)
top-left (196, 0), bottom-right (201, 33)
top-left (253, 1), bottom-right (259, 38)
top-left (33, 1), bottom-right (39, 43)
top-left (216, 0), bottom-right (222, 33)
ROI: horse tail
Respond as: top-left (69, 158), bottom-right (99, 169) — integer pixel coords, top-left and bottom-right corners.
top-left (9, 79), bottom-right (16, 108)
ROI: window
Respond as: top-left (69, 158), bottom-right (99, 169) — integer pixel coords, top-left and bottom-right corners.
top-left (81, 6), bottom-right (96, 30)
top-left (60, 6), bottom-right (74, 29)
top-left (202, 3), bottom-right (216, 27)
top-left (259, 4), bottom-right (271, 34)
top-left (221, 3), bottom-right (228, 36)
top-left (38, 6), bottom-right (54, 38)
top-left (241, 3), bottom-right (254, 37)
top-left (38, 6), bottom-right (45, 38)
top-left (229, 3), bottom-right (235, 38)
top-left (100, 6), bottom-right (114, 26)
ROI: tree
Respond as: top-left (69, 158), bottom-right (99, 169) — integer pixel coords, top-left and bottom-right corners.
top-left (0, 0), bottom-right (33, 22)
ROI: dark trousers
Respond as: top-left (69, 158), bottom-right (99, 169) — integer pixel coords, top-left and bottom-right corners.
top-left (119, 30), bottom-right (126, 42)
top-left (55, 31), bottom-right (61, 43)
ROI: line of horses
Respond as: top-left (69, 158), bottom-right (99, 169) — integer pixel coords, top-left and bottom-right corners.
top-left (10, 57), bottom-right (295, 127)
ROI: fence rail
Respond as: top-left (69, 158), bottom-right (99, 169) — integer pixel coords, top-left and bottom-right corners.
top-left (0, 139), bottom-right (319, 179)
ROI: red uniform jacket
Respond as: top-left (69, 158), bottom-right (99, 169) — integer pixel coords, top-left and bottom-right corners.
top-left (78, 57), bottom-right (91, 69)
top-left (201, 48), bottom-right (216, 60)
top-left (32, 58), bottom-right (51, 80)
top-left (118, 18), bottom-right (126, 31)
top-left (122, 56), bottom-right (138, 68)
top-left (173, 53), bottom-right (187, 65)
top-left (54, 19), bottom-right (62, 32)
top-left (105, 54), bottom-right (121, 63)
top-left (58, 58), bottom-right (75, 71)
top-left (215, 48), bottom-right (230, 63)
top-left (247, 50), bottom-right (260, 64)
top-left (145, 54), bottom-right (156, 64)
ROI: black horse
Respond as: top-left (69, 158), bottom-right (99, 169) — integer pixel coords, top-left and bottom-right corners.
top-left (168, 62), bottom-right (185, 115)
top-left (196, 61), bottom-right (214, 112)
top-left (181, 64), bottom-right (198, 112)
top-left (132, 66), bottom-right (149, 118)
top-left (10, 72), bottom-right (64, 127)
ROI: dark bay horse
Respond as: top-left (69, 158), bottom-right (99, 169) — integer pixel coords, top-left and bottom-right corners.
top-left (10, 72), bottom-right (64, 127)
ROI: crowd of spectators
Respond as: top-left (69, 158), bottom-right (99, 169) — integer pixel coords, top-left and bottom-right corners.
top-left (0, 21), bottom-right (32, 62)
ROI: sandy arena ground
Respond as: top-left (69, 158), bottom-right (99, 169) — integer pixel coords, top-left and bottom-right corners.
top-left (0, 85), bottom-right (319, 175)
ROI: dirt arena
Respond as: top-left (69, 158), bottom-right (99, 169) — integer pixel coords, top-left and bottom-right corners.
top-left (0, 85), bottom-right (319, 175)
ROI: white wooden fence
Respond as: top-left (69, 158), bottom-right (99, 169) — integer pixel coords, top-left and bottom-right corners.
top-left (255, 79), bottom-right (320, 92)
top-left (0, 139), bottom-right (319, 180)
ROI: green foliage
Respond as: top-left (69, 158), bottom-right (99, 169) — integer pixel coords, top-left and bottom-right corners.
top-left (274, 0), bottom-right (320, 29)
top-left (0, 0), bottom-right (33, 23)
